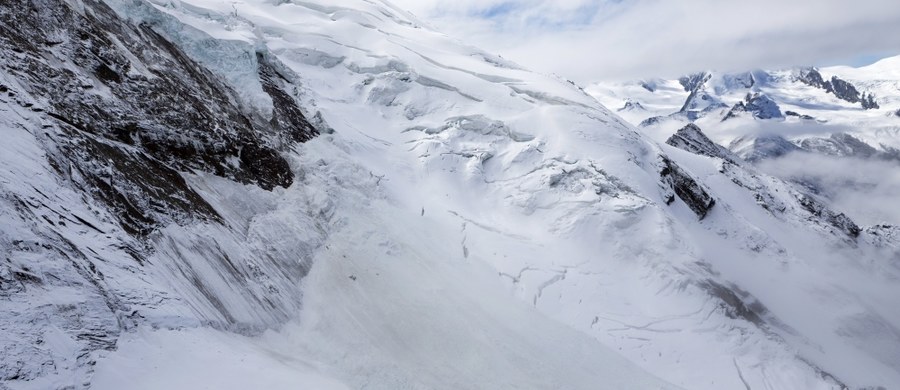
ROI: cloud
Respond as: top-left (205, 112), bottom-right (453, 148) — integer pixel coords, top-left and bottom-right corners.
top-left (757, 153), bottom-right (900, 226)
top-left (388, 0), bottom-right (900, 82)
top-left (709, 118), bottom-right (858, 145)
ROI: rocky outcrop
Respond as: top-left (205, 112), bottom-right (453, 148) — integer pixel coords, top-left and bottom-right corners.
top-left (796, 194), bottom-right (861, 238)
top-left (797, 67), bottom-right (829, 89)
top-left (0, 0), bottom-right (323, 387)
top-left (861, 92), bottom-right (880, 110)
top-left (825, 76), bottom-right (860, 103)
top-left (785, 111), bottom-right (815, 120)
top-left (666, 124), bottom-right (742, 164)
top-left (618, 99), bottom-right (645, 112)
top-left (723, 93), bottom-right (783, 121)
top-left (0, 0), bottom-right (318, 235)
top-left (659, 157), bottom-right (716, 220)
top-left (679, 72), bottom-right (712, 93)
top-left (677, 71), bottom-right (729, 116)
top-left (797, 68), bottom-right (878, 110)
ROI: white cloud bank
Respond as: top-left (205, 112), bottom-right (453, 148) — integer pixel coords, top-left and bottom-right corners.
top-left (389, 0), bottom-right (900, 82)
top-left (758, 153), bottom-right (900, 226)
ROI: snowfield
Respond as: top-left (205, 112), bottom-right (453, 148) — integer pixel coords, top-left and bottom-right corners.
top-left (1, 0), bottom-right (899, 389)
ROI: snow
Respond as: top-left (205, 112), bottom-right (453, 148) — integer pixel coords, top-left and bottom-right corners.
top-left (589, 59), bottom-right (900, 149)
top-left (135, 0), bottom-right (895, 384)
top-left (3, 0), bottom-right (900, 389)
top-left (91, 328), bottom-right (351, 390)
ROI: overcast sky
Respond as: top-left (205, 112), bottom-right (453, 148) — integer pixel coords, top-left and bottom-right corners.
top-left (389, 0), bottom-right (900, 83)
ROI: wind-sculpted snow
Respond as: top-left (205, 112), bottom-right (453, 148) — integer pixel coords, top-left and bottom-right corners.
top-left (2, 0), bottom-right (900, 389)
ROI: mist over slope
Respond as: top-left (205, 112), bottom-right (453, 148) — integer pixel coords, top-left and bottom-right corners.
top-left (1, 1), bottom-right (898, 389)
top-left (591, 59), bottom-right (900, 227)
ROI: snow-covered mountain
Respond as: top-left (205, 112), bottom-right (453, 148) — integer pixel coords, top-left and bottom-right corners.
top-left (589, 57), bottom-right (900, 156)
top-left (590, 57), bottom-right (900, 229)
top-left (1, 1), bottom-right (899, 390)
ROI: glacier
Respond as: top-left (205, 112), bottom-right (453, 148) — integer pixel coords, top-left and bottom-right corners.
top-left (1, 1), bottom-right (899, 389)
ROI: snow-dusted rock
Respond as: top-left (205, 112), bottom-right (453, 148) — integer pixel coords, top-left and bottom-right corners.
top-left (665, 123), bottom-right (741, 164)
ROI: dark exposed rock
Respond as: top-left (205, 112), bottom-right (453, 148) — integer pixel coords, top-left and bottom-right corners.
top-left (723, 93), bottom-right (783, 121)
top-left (659, 157), bottom-right (716, 220)
top-left (679, 72), bottom-right (711, 93)
top-left (798, 68), bottom-right (876, 109)
top-left (256, 52), bottom-right (318, 144)
top-left (618, 99), bottom-right (645, 112)
top-left (638, 116), bottom-right (665, 127)
top-left (0, 0), bottom-right (318, 233)
top-left (51, 129), bottom-right (222, 237)
top-left (676, 72), bottom-right (725, 115)
top-left (861, 92), bottom-right (880, 110)
top-left (666, 123), bottom-right (741, 164)
top-left (796, 194), bottom-right (861, 238)
top-left (797, 67), bottom-right (828, 89)
top-left (94, 63), bottom-right (122, 84)
top-left (785, 111), bottom-right (815, 120)
top-left (825, 76), bottom-right (860, 103)
top-left (239, 144), bottom-right (294, 191)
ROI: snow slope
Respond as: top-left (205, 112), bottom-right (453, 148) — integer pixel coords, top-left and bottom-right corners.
top-left (2, 1), bottom-right (899, 389)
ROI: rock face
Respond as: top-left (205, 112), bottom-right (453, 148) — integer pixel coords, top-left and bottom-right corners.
top-left (0, 1), bottom-right (318, 226)
top-left (798, 67), bottom-right (829, 89)
top-left (796, 194), bottom-right (861, 237)
top-left (861, 92), bottom-right (880, 109)
top-left (826, 76), bottom-right (861, 103)
top-left (797, 68), bottom-right (879, 109)
top-left (785, 110), bottom-right (815, 120)
top-left (659, 157), bottom-right (716, 220)
top-left (679, 72), bottom-right (712, 93)
top-left (723, 93), bottom-right (783, 121)
top-left (0, 0), bottom-right (321, 386)
top-left (618, 99), bottom-right (645, 112)
top-left (666, 123), bottom-right (742, 164)
top-left (677, 71), bottom-right (728, 117)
